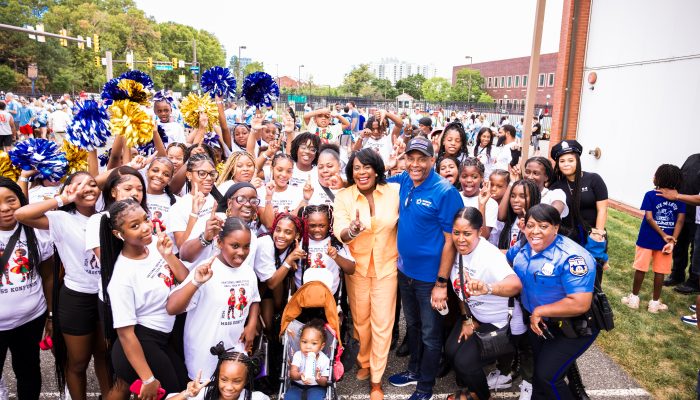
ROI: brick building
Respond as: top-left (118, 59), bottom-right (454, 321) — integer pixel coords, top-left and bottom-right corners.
top-left (452, 53), bottom-right (558, 108)
top-left (278, 76), bottom-right (300, 89)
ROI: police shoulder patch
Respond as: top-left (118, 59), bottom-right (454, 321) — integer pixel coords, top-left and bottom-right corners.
top-left (567, 256), bottom-right (588, 276)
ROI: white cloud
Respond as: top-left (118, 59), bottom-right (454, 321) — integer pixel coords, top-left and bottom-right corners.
top-left (135, 0), bottom-right (563, 86)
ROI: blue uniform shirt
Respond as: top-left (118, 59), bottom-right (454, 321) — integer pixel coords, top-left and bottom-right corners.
top-left (506, 234), bottom-right (596, 313)
top-left (388, 169), bottom-right (463, 282)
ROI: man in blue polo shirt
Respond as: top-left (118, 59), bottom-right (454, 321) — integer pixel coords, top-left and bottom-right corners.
top-left (387, 136), bottom-right (463, 400)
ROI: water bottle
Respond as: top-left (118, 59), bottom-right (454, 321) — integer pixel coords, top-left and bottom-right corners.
top-left (303, 352), bottom-right (317, 382)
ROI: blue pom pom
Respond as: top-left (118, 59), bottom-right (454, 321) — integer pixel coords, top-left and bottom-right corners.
top-left (240, 72), bottom-right (279, 108)
top-left (201, 66), bottom-right (237, 100)
top-left (66, 100), bottom-right (111, 150)
top-left (202, 132), bottom-right (220, 149)
top-left (101, 78), bottom-right (129, 105)
top-left (153, 90), bottom-right (174, 104)
top-left (136, 124), bottom-right (169, 156)
top-left (9, 138), bottom-right (67, 182)
top-left (98, 149), bottom-right (111, 167)
top-left (118, 70), bottom-right (154, 90)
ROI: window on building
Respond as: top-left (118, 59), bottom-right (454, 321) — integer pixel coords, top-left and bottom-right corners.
top-left (500, 76), bottom-right (505, 88)
top-left (538, 73), bottom-right (545, 87)
top-left (521, 99), bottom-right (526, 109)
top-left (515, 76), bottom-right (520, 87)
top-left (507, 76), bottom-right (512, 88)
top-left (487, 77), bottom-right (492, 88)
top-left (498, 99), bottom-right (503, 107)
top-left (506, 99), bottom-right (511, 108)
top-left (522, 75), bottom-right (528, 87)
top-left (548, 73), bottom-right (555, 87)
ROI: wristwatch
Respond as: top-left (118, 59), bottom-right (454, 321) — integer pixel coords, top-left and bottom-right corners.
top-left (198, 233), bottom-right (212, 247)
top-left (485, 283), bottom-right (493, 296)
top-left (435, 276), bottom-right (449, 288)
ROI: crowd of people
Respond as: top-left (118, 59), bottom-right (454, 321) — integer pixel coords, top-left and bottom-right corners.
top-left (0, 87), bottom-right (697, 400)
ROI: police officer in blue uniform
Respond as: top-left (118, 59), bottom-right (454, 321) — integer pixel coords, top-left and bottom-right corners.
top-left (506, 204), bottom-right (598, 400)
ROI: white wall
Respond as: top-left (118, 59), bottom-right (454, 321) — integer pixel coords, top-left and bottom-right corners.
top-left (575, 0), bottom-right (700, 208)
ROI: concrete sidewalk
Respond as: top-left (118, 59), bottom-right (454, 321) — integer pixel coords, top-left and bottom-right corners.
top-left (2, 338), bottom-right (651, 400)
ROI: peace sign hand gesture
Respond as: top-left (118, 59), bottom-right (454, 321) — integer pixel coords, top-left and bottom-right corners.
top-left (478, 180), bottom-right (491, 207)
top-left (61, 176), bottom-right (90, 205)
top-left (183, 370), bottom-right (211, 399)
top-left (303, 174), bottom-right (314, 201)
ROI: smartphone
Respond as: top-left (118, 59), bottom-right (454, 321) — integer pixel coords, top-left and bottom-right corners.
top-left (130, 380), bottom-right (166, 400)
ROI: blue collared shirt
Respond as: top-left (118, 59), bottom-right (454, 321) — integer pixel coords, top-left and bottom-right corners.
top-left (506, 234), bottom-right (596, 313)
top-left (388, 169), bottom-right (463, 282)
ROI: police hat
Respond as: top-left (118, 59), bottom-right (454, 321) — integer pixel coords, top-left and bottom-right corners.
top-left (550, 140), bottom-right (583, 160)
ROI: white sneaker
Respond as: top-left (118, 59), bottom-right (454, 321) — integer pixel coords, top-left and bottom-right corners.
top-left (486, 369), bottom-right (513, 389)
top-left (519, 380), bottom-right (533, 400)
top-left (621, 293), bottom-right (640, 309)
top-left (648, 300), bottom-right (669, 313)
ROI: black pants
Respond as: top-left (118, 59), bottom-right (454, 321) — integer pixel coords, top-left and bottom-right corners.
top-left (111, 325), bottom-right (188, 395)
top-left (445, 321), bottom-right (499, 400)
top-left (528, 329), bottom-right (598, 399)
top-left (0, 315), bottom-right (45, 400)
top-left (671, 222), bottom-right (697, 283)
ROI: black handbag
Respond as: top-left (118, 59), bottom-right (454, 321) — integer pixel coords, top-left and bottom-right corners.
top-left (458, 253), bottom-right (515, 359)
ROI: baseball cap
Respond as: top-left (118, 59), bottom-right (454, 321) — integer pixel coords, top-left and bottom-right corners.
top-left (418, 117), bottom-right (432, 127)
top-left (406, 136), bottom-right (434, 157)
top-left (550, 140), bottom-right (583, 160)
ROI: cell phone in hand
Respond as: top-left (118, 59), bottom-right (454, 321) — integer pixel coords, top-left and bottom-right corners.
top-left (130, 379), bottom-right (166, 400)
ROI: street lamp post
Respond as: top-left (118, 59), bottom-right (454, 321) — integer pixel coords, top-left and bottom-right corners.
top-left (298, 64), bottom-right (304, 91)
top-left (176, 40), bottom-right (198, 90)
top-left (465, 56), bottom-right (473, 106)
top-left (238, 45), bottom-right (246, 82)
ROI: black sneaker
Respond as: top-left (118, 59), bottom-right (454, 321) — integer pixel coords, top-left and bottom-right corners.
top-left (674, 283), bottom-right (700, 294)
top-left (663, 277), bottom-right (684, 287)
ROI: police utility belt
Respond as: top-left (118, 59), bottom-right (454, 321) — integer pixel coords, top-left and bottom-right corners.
top-left (541, 284), bottom-right (615, 339)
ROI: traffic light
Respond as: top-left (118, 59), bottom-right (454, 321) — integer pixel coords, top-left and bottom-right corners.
top-left (93, 34), bottom-right (99, 53)
top-left (59, 29), bottom-right (67, 46)
top-left (172, 57), bottom-right (178, 69)
top-left (94, 56), bottom-right (101, 67)
top-left (147, 57), bottom-right (153, 69)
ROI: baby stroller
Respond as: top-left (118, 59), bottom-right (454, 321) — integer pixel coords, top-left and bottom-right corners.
top-left (278, 280), bottom-right (343, 400)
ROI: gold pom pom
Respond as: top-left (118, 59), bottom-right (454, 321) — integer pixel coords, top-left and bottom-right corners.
top-left (109, 100), bottom-right (154, 148)
top-left (117, 79), bottom-right (151, 106)
top-left (180, 93), bottom-right (218, 132)
top-left (216, 161), bottom-right (226, 176)
top-left (60, 141), bottom-right (89, 175)
top-left (0, 151), bottom-right (20, 181)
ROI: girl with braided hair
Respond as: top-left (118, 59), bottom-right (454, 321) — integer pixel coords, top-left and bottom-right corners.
top-left (296, 204), bottom-right (355, 294)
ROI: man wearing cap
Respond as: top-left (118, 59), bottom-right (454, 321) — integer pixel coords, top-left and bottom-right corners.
top-left (417, 117), bottom-right (432, 137)
top-left (387, 136), bottom-right (463, 400)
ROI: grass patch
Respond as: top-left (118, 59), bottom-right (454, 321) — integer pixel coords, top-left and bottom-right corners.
top-left (599, 209), bottom-right (700, 399)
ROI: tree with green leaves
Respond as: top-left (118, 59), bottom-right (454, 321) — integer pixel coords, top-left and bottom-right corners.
top-left (477, 92), bottom-right (494, 103)
top-left (395, 74), bottom-right (425, 99)
top-left (341, 64), bottom-right (373, 96)
top-left (451, 68), bottom-right (484, 101)
top-left (370, 77), bottom-right (398, 99)
top-left (243, 61), bottom-right (264, 76)
top-left (421, 77), bottom-right (451, 102)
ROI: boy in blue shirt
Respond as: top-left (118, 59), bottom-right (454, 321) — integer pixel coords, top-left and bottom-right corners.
top-left (622, 164), bottom-right (686, 313)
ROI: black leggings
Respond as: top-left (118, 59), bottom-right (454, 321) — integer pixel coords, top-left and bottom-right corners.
top-left (528, 329), bottom-right (598, 399)
top-left (0, 314), bottom-right (45, 400)
top-left (111, 325), bottom-right (188, 395)
top-left (445, 321), bottom-right (499, 400)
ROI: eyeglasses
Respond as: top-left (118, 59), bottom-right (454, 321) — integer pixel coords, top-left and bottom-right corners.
top-left (299, 145), bottom-right (317, 152)
top-left (404, 187), bottom-right (415, 207)
top-left (192, 170), bottom-right (219, 179)
top-left (233, 196), bottom-right (261, 206)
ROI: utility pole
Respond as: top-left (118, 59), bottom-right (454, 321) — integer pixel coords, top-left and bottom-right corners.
top-left (106, 51), bottom-right (113, 80)
top-left (520, 0), bottom-right (546, 165)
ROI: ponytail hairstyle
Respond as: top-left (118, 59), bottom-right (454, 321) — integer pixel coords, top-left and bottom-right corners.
top-left (57, 171), bottom-right (94, 213)
top-left (552, 152), bottom-right (587, 243)
top-left (260, 212), bottom-right (303, 270)
top-left (185, 153), bottom-right (223, 203)
top-left (216, 151), bottom-right (256, 186)
top-left (525, 156), bottom-right (555, 188)
top-left (205, 341), bottom-right (265, 400)
top-left (148, 157), bottom-right (177, 205)
top-left (472, 127), bottom-right (494, 158)
top-left (498, 179), bottom-right (541, 250)
top-left (453, 206), bottom-right (484, 231)
top-left (0, 178), bottom-right (41, 279)
top-left (186, 142), bottom-right (217, 163)
top-left (297, 205), bottom-right (343, 271)
top-left (102, 166), bottom-right (148, 211)
top-left (99, 199), bottom-right (143, 344)
top-left (437, 122), bottom-right (468, 160)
